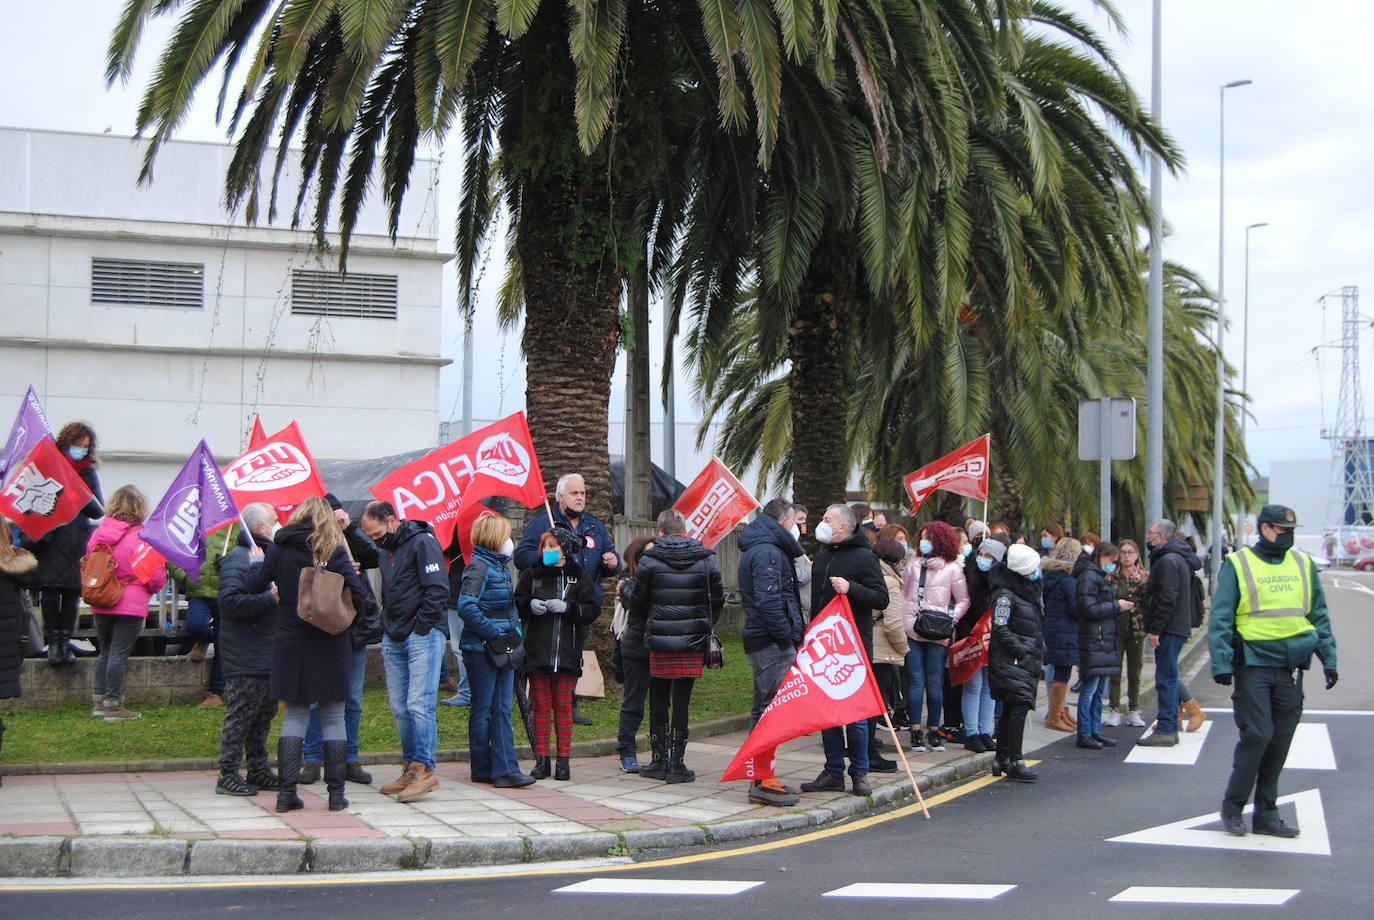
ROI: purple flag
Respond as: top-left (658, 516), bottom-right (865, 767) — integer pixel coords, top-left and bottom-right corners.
top-left (0, 387), bottom-right (55, 484)
top-left (140, 441), bottom-right (240, 582)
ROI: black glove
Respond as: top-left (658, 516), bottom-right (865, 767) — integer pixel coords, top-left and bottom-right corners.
top-left (1214, 673), bottom-right (1232, 686)
top-left (1324, 668), bottom-right (1339, 690)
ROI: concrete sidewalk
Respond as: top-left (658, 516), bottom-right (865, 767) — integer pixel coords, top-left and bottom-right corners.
top-left (0, 728), bottom-right (990, 878)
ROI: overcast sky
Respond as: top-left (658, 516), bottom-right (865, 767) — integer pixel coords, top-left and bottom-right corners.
top-left (1, 1), bottom-right (1371, 482)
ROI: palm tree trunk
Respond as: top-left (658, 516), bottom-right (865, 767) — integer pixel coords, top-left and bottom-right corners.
top-left (789, 259), bottom-right (854, 525)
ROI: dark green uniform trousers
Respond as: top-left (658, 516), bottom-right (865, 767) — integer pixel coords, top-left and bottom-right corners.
top-left (1223, 662), bottom-right (1304, 827)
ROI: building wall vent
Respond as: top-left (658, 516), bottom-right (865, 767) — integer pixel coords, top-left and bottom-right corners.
top-left (291, 270), bottom-right (398, 319)
top-left (91, 257), bottom-right (205, 308)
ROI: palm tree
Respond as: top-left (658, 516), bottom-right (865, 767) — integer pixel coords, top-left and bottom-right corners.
top-left (107, 0), bottom-right (924, 521)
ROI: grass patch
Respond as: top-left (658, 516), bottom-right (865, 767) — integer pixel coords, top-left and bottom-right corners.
top-left (1, 635), bottom-right (753, 765)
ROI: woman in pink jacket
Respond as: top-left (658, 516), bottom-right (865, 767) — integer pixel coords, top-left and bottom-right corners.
top-left (901, 520), bottom-right (969, 752)
top-left (86, 485), bottom-right (165, 721)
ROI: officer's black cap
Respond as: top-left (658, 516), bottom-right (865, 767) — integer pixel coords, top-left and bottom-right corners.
top-left (1257, 504), bottom-right (1299, 528)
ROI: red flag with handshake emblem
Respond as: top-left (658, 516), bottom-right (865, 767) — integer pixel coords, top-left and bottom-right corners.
top-left (720, 596), bottom-right (887, 782)
top-left (372, 412), bottom-right (546, 551)
top-left (672, 457), bottom-right (758, 550)
top-left (902, 434), bottom-right (990, 514)
top-left (222, 422), bottom-right (327, 512)
top-left (0, 438), bottom-right (96, 540)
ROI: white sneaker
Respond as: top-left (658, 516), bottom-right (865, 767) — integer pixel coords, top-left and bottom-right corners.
top-left (1102, 708), bottom-right (1121, 727)
top-left (1126, 710), bottom-right (1147, 727)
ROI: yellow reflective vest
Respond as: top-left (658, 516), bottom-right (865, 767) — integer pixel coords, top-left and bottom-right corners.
top-left (1229, 547), bottom-right (1316, 643)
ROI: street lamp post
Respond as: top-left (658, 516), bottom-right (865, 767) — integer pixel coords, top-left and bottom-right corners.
top-left (1213, 78), bottom-right (1253, 581)
top-left (1235, 221), bottom-right (1268, 544)
top-left (1145, 0), bottom-right (1165, 530)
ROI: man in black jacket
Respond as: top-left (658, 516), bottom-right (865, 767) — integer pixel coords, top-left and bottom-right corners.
top-left (362, 501), bottom-right (450, 802)
top-left (799, 503), bottom-right (889, 797)
top-left (1138, 519), bottom-right (1201, 746)
top-left (214, 501), bottom-right (281, 796)
top-left (738, 498), bottom-right (805, 806)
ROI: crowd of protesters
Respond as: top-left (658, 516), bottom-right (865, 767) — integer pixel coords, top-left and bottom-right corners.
top-left (2, 419), bottom-right (1214, 804)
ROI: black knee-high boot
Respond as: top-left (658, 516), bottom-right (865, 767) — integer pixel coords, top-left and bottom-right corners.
top-left (323, 739), bottom-right (349, 811)
top-left (276, 736), bottom-right (305, 812)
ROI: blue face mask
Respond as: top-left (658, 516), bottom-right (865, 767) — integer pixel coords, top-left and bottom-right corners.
top-left (68, 446), bottom-right (89, 461)
top-left (1103, 562), bottom-right (1117, 575)
top-left (962, 545), bottom-right (973, 557)
top-left (976, 556), bottom-right (994, 572)
top-left (1029, 569), bottom-right (1041, 582)
top-left (919, 539), bottom-right (933, 556)
top-left (1041, 536), bottom-right (1053, 550)
top-left (542, 549), bottom-right (561, 566)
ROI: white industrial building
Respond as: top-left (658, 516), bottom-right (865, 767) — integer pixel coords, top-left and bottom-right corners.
top-left (0, 127), bottom-right (450, 501)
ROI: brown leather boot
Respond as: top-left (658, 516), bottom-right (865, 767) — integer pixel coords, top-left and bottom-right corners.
top-left (1062, 705), bottom-right (1078, 729)
top-left (380, 762), bottom-right (418, 795)
top-left (1044, 682), bottom-right (1073, 732)
top-left (397, 766), bottom-right (439, 803)
top-left (1182, 698), bottom-right (1207, 733)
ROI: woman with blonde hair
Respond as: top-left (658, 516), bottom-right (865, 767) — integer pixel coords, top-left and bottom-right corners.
top-left (86, 485), bottom-right (165, 721)
top-left (247, 495), bottom-right (369, 812)
top-left (456, 513), bottom-right (535, 787)
top-left (1041, 537), bottom-right (1082, 731)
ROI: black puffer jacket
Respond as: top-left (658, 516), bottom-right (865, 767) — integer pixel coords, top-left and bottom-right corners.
top-left (958, 538), bottom-right (991, 640)
top-left (632, 534), bottom-right (725, 653)
top-left (1074, 558), bottom-right (1122, 678)
top-left (986, 565), bottom-right (1044, 705)
top-left (375, 520), bottom-right (448, 641)
top-left (738, 514), bottom-right (806, 653)
top-left (24, 464), bottom-right (101, 590)
top-left (810, 530), bottom-right (889, 657)
top-left (0, 547), bottom-right (38, 699)
top-left (1143, 537), bottom-right (1201, 638)
top-left (617, 575), bottom-right (648, 661)
top-left (516, 560), bottom-right (601, 674)
top-left (1041, 557), bottom-right (1079, 667)
top-left (216, 528), bottom-right (277, 678)
top-left (246, 523), bottom-right (370, 702)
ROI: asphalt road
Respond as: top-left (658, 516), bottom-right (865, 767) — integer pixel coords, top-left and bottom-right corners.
top-left (8, 569), bottom-right (1370, 919)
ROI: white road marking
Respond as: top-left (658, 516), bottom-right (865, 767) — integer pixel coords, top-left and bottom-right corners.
top-left (554, 878), bottom-right (765, 896)
top-left (1285, 723), bottom-right (1337, 770)
top-left (1109, 886), bottom-right (1299, 905)
top-left (1107, 788), bottom-right (1330, 855)
top-left (823, 883), bottom-right (1016, 900)
top-left (1124, 721), bottom-right (1212, 765)
top-left (1200, 709), bottom-right (1374, 716)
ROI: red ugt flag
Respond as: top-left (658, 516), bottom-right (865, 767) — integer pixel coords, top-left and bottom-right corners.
top-left (222, 421), bottom-right (327, 513)
top-left (720, 596), bottom-right (887, 782)
top-left (672, 457), bottom-right (758, 550)
top-left (902, 434), bottom-right (990, 515)
top-left (372, 412), bottom-right (545, 552)
top-left (0, 438), bottom-right (96, 540)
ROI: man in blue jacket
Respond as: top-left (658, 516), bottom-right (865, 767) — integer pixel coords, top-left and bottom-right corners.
top-left (514, 473), bottom-right (620, 724)
top-left (738, 498), bottom-right (806, 806)
top-left (361, 501), bottom-right (450, 803)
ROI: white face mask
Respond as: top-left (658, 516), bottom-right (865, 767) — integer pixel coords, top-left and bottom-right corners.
top-left (789, 524), bottom-right (801, 540)
top-left (500, 538), bottom-right (515, 557)
top-left (270, 523), bottom-right (282, 540)
top-left (814, 521), bottom-right (835, 544)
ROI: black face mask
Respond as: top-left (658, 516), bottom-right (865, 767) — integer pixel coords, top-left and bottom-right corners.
top-left (1260, 530), bottom-right (1294, 553)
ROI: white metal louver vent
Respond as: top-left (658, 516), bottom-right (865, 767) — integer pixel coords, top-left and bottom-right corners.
top-left (291, 270), bottom-right (398, 319)
top-left (91, 258), bottom-right (204, 308)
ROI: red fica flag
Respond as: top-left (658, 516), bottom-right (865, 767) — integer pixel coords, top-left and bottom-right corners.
top-left (672, 457), bottom-right (758, 550)
top-left (721, 596), bottom-right (886, 782)
top-left (902, 434), bottom-right (990, 514)
top-left (0, 438), bottom-right (96, 540)
top-left (372, 412), bottom-right (545, 550)
top-left (222, 422), bottom-right (327, 512)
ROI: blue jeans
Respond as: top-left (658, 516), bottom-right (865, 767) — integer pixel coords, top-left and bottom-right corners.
top-left (822, 720), bottom-right (870, 778)
top-left (904, 642), bottom-right (947, 728)
top-left (1077, 674), bottom-right (1107, 738)
top-left (382, 629), bottom-right (446, 770)
top-left (445, 609), bottom-right (470, 699)
top-left (186, 597), bottom-right (224, 693)
top-left (1154, 634), bottom-right (1184, 734)
top-left (961, 666), bottom-right (995, 736)
top-left (463, 650), bottom-right (519, 781)
top-left (305, 646), bottom-right (368, 763)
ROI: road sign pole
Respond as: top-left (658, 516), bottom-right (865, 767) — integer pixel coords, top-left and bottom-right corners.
top-left (1100, 397), bottom-right (1112, 544)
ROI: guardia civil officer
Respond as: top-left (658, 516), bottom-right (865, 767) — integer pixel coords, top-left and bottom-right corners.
top-left (1208, 504), bottom-right (1338, 837)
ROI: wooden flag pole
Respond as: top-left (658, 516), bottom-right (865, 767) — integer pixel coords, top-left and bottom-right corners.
top-left (883, 709), bottom-right (930, 819)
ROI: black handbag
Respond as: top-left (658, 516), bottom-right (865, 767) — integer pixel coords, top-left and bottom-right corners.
top-left (484, 628), bottom-right (525, 670)
top-left (913, 564), bottom-right (956, 641)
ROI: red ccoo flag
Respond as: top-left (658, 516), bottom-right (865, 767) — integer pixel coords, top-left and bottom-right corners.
top-left (0, 438), bottom-right (97, 540)
top-left (672, 457), bottom-right (758, 550)
top-left (902, 434), bottom-right (990, 514)
top-left (720, 596), bottom-right (886, 782)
